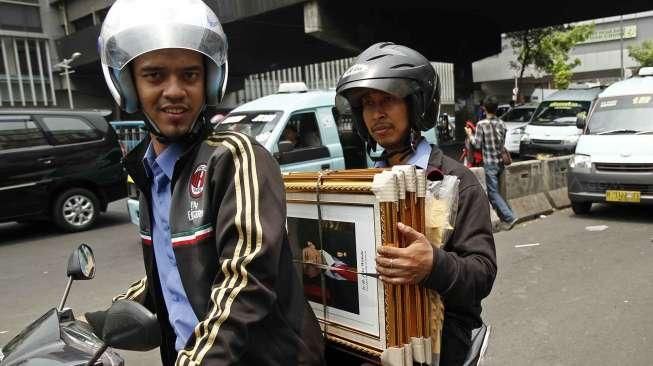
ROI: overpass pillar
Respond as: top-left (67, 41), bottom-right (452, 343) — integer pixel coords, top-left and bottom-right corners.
top-left (453, 60), bottom-right (476, 142)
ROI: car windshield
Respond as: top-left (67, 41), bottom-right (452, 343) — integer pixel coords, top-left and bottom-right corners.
top-left (214, 111), bottom-right (283, 144)
top-left (586, 95), bottom-right (653, 135)
top-left (501, 107), bottom-right (535, 122)
top-left (531, 100), bottom-right (591, 125)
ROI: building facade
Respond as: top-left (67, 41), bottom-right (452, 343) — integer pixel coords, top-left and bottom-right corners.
top-left (472, 11), bottom-right (653, 103)
top-left (0, 0), bottom-right (64, 107)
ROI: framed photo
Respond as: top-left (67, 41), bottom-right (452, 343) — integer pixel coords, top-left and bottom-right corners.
top-left (287, 191), bottom-right (388, 356)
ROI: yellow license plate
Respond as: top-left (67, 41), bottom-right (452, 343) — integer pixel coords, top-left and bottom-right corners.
top-left (605, 190), bottom-right (641, 203)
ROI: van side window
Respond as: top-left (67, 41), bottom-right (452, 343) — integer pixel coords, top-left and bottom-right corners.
top-left (285, 112), bottom-right (322, 148)
top-left (0, 120), bottom-right (48, 150)
top-left (40, 116), bottom-right (102, 145)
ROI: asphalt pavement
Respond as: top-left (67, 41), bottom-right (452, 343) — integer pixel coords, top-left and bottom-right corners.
top-left (483, 204), bottom-right (653, 366)
top-left (1, 199), bottom-right (651, 365)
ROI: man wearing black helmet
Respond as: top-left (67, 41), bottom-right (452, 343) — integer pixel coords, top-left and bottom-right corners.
top-left (336, 42), bottom-right (496, 365)
top-left (90, 0), bottom-right (324, 365)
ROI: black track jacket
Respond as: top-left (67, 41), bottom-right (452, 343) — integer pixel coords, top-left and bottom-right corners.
top-left (117, 130), bottom-right (324, 366)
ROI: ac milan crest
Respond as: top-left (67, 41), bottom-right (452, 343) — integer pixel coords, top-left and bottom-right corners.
top-left (190, 164), bottom-right (208, 198)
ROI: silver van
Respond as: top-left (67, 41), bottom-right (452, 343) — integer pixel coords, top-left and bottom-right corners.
top-left (567, 67), bottom-right (653, 214)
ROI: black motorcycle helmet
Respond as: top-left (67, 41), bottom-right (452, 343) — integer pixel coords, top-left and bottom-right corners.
top-left (335, 42), bottom-right (441, 155)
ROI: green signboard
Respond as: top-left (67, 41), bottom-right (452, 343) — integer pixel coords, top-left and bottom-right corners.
top-left (580, 25), bottom-right (637, 44)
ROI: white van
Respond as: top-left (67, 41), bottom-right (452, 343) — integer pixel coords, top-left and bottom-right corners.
top-left (500, 102), bottom-right (538, 154)
top-left (567, 67), bottom-right (653, 214)
top-left (520, 87), bottom-right (603, 158)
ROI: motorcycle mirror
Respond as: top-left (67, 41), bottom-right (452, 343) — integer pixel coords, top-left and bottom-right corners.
top-left (67, 243), bottom-right (96, 280)
top-left (102, 300), bottom-right (161, 351)
top-left (60, 244), bottom-right (95, 311)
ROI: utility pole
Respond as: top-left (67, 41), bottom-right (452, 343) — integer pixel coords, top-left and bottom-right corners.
top-left (620, 15), bottom-right (625, 80)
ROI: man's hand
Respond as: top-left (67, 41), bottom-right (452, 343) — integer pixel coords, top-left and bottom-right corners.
top-left (375, 222), bottom-right (434, 285)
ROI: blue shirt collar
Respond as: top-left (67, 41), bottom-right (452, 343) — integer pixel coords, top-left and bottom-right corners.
top-left (374, 138), bottom-right (432, 169)
top-left (143, 142), bottom-right (184, 180)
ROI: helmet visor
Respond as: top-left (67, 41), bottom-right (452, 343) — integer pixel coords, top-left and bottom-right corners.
top-left (338, 78), bottom-right (417, 108)
top-left (99, 0), bottom-right (227, 70)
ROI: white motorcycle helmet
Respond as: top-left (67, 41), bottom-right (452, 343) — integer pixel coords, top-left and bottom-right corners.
top-left (98, 0), bottom-right (228, 140)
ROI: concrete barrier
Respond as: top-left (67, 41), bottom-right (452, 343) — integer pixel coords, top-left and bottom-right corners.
top-left (500, 160), bottom-right (554, 221)
top-left (542, 156), bottom-right (572, 209)
top-left (464, 157), bottom-right (571, 229)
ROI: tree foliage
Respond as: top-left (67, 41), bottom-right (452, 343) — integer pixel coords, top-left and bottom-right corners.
top-left (628, 41), bottom-right (653, 67)
top-left (507, 23), bottom-right (594, 92)
top-left (539, 24), bottom-right (594, 89)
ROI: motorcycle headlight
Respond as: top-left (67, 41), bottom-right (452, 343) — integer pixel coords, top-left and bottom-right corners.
top-left (570, 154), bottom-right (591, 169)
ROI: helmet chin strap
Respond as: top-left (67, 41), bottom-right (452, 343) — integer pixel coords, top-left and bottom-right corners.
top-left (369, 129), bottom-right (422, 163)
top-left (143, 106), bottom-right (208, 145)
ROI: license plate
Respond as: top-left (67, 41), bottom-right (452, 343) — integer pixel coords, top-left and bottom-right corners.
top-left (605, 190), bottom-right (641, 203)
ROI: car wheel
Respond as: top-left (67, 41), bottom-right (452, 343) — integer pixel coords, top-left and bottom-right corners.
top-left (53, 188), bottom-right (100, 232)
top-left (571, 201), bottom-right (592, 215)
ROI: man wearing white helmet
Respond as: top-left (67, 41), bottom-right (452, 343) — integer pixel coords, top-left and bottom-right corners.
top-left (92, 0), bottom-right (324, 365)
top-left (336, 43), bottom-right (496, 365)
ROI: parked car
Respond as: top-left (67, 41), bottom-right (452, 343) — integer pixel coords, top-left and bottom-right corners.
top-left (520, 87), bottom-right (603, 158)
top-left (568, 67), bottom-right (653, 214)
top-left (499, 102), bottom-right (538, 154)
top-left (0, 109), bottom-right (127, 231)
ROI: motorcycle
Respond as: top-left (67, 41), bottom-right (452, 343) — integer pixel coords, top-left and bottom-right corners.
top-left (0, 244), bottom-right (160, 366)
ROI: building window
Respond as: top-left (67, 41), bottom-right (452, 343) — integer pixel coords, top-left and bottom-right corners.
top-left (15, 40), bottom-right (44, 76)
top-left (71, 14), bottom-right (94, 32)
top-left (0, 3), bottom-right (42, 33)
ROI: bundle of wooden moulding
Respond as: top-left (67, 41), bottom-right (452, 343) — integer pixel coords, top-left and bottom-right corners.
top-left (283, 166), bottom-right (454, 366)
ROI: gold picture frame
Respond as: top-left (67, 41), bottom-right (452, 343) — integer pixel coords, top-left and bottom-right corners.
top-left (286, 175), bottom-right (387, 357)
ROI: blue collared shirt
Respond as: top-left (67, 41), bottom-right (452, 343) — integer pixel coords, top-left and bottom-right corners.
top-left (143, 143), bottom-right (199, 351)
top-left (374, 138), bottom-right (432, 169)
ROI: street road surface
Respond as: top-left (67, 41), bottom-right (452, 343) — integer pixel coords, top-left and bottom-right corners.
top-left (0, 200), bottom-right (651, 365)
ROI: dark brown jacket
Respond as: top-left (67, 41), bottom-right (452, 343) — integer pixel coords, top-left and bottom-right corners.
top-left (422, 148), bottom-right (497, 332)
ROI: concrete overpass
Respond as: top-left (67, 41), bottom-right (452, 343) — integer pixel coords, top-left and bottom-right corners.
top-left (208, 1), bottom-right (653, 78)
top-left (54, 0), bottom-right (652, 112)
